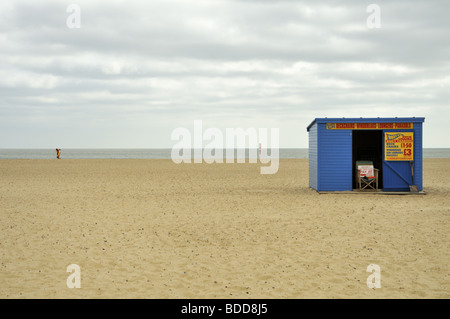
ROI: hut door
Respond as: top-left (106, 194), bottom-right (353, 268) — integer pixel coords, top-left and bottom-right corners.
top-left (352, 130), bottom-right (383, 189)
top-left (382, 161), bottom-right (412, 191)
top-left (382, 131), bottom-right (415, 191)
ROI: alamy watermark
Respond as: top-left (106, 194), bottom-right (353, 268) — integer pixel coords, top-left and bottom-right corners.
top-left (171, 120), bottom-right (279, 174)
top-left (367, 4), bottom-right (381, 29)
top-left (366, 264), bottom-right (381, 288)
top-left (65, 4), bottom-right (381, 29)
top-left (66, 264), bottom-right (81, 288)
top-left (65, 4), bottom-right (381, 30)
top-left (66, 4), bottom-right (81, 29)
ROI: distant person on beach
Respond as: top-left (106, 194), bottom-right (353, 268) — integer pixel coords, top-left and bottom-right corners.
top-left (56, 148), bottom-right (61, 159)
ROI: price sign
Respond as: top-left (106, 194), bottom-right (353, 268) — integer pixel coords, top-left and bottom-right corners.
top-left (385, 132), bottom-right (414, 161)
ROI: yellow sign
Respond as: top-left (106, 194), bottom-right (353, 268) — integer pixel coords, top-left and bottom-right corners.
top-left (385, 132), bottom-right (414, 161)
top-left (327, 123), bottom-right (413, 130)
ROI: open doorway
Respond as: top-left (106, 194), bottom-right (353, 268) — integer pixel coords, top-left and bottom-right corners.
top-left (352, 130), bottom-right (383, 189)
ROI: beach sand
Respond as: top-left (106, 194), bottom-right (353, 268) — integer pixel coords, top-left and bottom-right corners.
top-left (0, 158), bottom-right (448, 298)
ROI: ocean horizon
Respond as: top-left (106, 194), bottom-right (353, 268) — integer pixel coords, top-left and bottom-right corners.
top-left (1, 148), bottom-right (450, 159)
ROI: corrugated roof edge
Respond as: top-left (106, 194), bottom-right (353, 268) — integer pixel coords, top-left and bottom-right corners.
top-left (306, 117), bottom-right (425, 132)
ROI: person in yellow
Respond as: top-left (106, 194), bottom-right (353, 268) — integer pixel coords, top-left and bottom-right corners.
top-left (56, 148), bottom-right (61, 159)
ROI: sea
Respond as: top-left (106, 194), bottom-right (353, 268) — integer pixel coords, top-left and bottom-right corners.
top-left (1, 148), bottom-right (450, 159)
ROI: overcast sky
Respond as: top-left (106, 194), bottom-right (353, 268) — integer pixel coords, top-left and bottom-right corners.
top-left (0, 0), bottom-right (449, 148)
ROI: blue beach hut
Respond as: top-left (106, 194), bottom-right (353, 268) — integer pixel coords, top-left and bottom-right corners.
top-left (306, 117), bottom-right (425, 192)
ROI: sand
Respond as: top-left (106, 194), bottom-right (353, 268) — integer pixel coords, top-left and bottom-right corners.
top-left (0, 158), bottom-right (448, 299)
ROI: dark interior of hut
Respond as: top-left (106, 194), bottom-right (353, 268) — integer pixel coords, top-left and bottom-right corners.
top-left (352, 130), bottom-right (383, 189)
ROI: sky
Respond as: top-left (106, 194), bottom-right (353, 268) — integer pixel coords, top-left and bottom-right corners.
top-left (0, 0), bottom-right (449, 148)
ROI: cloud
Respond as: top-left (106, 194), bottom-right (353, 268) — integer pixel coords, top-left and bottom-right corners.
top-left (0, 0), bottom-right (449, 148)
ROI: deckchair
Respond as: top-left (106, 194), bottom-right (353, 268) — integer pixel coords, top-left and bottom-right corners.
top-left (356, 160), bottom-right (379, 191)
